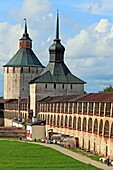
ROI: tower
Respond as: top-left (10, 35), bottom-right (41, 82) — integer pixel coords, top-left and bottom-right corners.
top-left (4, 19), bottom-right (44, 99)
top-left (29, 11), bottom-right (86, 116)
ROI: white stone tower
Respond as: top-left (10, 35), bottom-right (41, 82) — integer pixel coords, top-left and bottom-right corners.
top-left (4, 19), bottom-right (44, 99)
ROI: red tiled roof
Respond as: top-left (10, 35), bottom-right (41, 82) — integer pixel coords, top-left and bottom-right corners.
top-left (0, 99), bottom-right (14, 103)
top-left (77, 93), bottom-right (113, 102)
top-left (38, 94), bottom-right (88, 103)
top-left (69, 94), bottom-right (89, 102)
top-left (38, 93), bottom-right (113, 103)
top-left (0, 98), bottom-right (28, 104)
top-left (38, 95), bottom-right (78, 103)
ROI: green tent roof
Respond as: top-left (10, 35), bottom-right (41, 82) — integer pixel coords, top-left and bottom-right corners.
top-left (30, 62), bottom-right (85, 84)
top-left (4, 48), bottom-right (43, 67)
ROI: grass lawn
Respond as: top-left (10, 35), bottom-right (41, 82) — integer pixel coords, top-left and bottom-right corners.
top-left (0, 140), bottom-right (102, 170)
top-left (68, 148), bottom-right (101, 161)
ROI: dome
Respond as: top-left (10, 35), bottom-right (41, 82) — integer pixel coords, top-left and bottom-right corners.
top-left (49, 39), bottom-right (65, 53)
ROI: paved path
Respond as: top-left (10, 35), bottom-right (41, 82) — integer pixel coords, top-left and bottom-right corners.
top-left (30, 142), bottom-right (113, 170)
top-left (1, 139), bottom-right (112, 170)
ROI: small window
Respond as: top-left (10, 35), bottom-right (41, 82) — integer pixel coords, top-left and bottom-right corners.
top-left (45, 84), bottom-right (47, 89)
top-left (36, 68), bottom-right (38, 73)
top-left (19, 41), bottom-right (22, 48)
top-left (62, 84), bottom-right (64, 89)
top-left (21, 67), bottom-right (23, 73)
top-left (7, 67), bottom-right (9, 73)
top-left (22, 41), bottom-right (25, 45)
top-left (13, 67), bottom-right (15, 73)
top-left (54, 83), bottom-right (56, 89)
top-left (28, 67), bottom-right (30, 73)
top-left (26, 41), bottom-right (29, 47)
top-left (70, 84), bottom-right (72, 89)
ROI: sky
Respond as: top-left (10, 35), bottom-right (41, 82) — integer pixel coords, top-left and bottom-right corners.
top-left (0, 0), bottom-right (113, 95)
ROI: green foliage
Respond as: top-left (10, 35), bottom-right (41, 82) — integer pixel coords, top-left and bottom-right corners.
top-left (99, 85), bottom-right (113, 93)
top-left (0, 140), bottom-right (101, 170)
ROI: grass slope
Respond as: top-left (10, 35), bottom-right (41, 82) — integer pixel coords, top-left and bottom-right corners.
top-left (0, 140), bottom-right (102, 170)
top-left (69, 148), bottom-right (101, 161)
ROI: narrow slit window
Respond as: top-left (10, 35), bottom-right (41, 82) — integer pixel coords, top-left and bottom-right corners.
top-left (70, 84), bottom-right (72, 89)
top-left (62, 84), bottom-right (64, 89)
top-left (21, 67), bottom-right (23, 73)
top-left (13, 67), bottom-right (15, 73)
top-left (7, 67), bottom-right (9, 73)
top-left (28, 67), bottom-right (30, 73)
top-left (45, 84), bottom-right (47, 89)
top-left (54, 83), bottom-right (56, 89)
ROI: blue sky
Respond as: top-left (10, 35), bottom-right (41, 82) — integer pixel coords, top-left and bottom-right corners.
top-left (0, 0), bottom-right (113, 96)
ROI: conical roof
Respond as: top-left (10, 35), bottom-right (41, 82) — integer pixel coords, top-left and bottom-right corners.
top-left (4, 19), bottom-right (43, 68)
top-left (4, 48), bottom-right (43, 67)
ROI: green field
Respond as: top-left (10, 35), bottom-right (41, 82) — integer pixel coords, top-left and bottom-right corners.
top-left (0, 140), bottom-right (102, 170)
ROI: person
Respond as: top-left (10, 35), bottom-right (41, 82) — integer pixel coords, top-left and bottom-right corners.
top-left (44, 139), bottom-right (46, 143)
top-left (106, 157), bottom-right (110, 166)
top-left (34, 138), bottom-right (36, 142)
top-left (19, 136), bottom-right (22, 140)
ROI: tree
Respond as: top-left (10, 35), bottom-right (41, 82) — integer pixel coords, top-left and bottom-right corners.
top-left (100, 85), bottom-right (113, 93)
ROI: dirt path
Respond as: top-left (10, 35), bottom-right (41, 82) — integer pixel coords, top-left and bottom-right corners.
top-left (0, 138), bottom-right (112, 170)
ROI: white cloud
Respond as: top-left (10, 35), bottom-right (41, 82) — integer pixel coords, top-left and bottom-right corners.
top-left (95, 19), bottom-right (113, 33)
top-left (48, 13), bottom-right (53, 18)
top-left (95, 79), bottom-right (113, 84)
top-left (66, 18), bottom-right (113, 60)
top-left (65, 18), bottom-right (113, 92)
top-left (11, 0), bottom-right (51, 19)
top-left (47, 36), bottom-right (52, 43)
top-left (88, 0), bottom-right (104, 14)
top-left (73, 0), bottom-right (113, 16)
top-left (88, 0), bottom-right (113, 16)
top-left (0, 22), bottom-right (22, 64)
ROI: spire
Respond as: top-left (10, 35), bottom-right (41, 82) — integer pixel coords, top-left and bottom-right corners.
top-left (56, 9), bottom-right (59, 40)
top-left (23, 18), bottom-right (29, 38)
top-left (49, 10), bottom-right (65, 63)
top-left (19, 19), bottom-right (32, 49)
top-left (24, 18), bottom-right (27, 34)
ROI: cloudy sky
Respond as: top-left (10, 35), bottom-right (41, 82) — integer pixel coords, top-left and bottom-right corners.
top-left (0, 0), bottom-right (113, 95)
